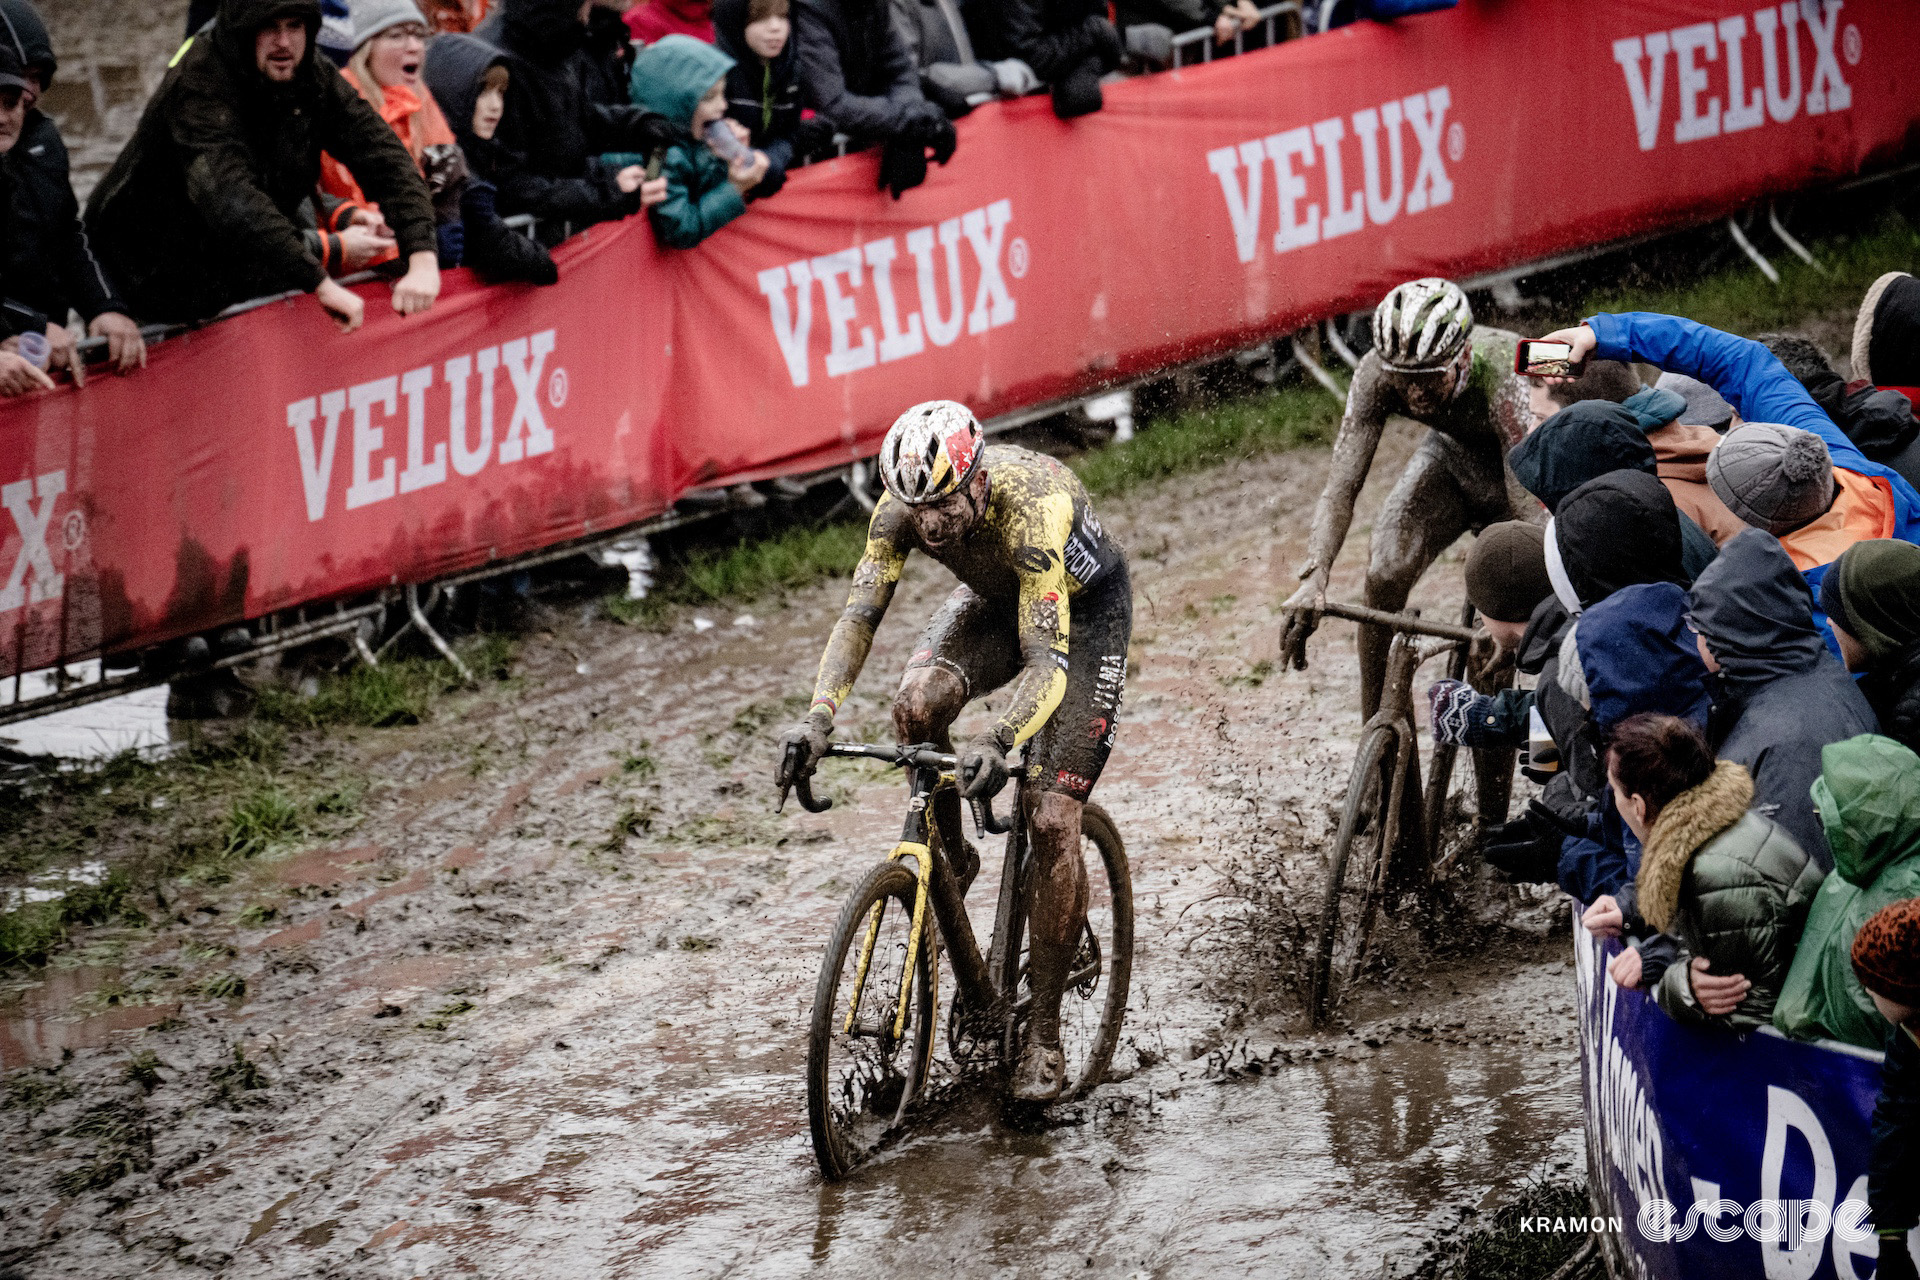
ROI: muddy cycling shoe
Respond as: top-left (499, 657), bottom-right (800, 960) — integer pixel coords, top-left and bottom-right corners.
top-left (1011, 1039), bottom-right (1067, 1102)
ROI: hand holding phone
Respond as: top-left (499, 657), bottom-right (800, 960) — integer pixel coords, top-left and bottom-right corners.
top-left (1515, 339), bottom-right (1577, 378)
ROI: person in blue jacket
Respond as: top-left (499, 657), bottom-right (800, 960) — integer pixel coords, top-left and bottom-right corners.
top-left (1539, 313), bottom-right (1920, 655)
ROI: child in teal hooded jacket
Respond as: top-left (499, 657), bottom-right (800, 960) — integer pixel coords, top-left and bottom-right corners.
top-left (627, 35), bottom-right (769, 249)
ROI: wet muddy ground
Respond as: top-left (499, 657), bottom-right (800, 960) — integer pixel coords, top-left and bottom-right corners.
top-left (0, 421), bottom-right (1586, 1277)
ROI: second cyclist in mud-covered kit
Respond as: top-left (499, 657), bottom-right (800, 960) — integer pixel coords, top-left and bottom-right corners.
top-left (777, 400), bottom-right (1132, 1103)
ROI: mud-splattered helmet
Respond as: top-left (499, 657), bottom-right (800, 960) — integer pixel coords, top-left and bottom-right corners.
top-left (878, 400), bottom-right (986, 505)
top-left (1372, 278), bottom-right (1474, 373)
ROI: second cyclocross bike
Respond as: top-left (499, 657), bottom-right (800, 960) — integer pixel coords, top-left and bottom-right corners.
top-left (778, 741), bottom-right (1133, 1180)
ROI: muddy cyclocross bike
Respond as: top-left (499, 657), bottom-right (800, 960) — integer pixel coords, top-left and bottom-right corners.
top-left (778, 740), bottom-right (1133, 1180)
top-left (1308, 600), bottom-right (1486, 1024)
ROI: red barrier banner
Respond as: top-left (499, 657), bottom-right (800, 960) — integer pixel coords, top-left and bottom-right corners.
top-left (0, 0), bottom-right (1914, 677)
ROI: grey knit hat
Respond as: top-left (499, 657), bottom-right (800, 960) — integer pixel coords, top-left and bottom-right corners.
top-left (352, 0), bottom-right (428, 47)
top-left (1705, 422), bottom-right (1834, 534)
top-left (1655, 371), bottom-right (1734, 431)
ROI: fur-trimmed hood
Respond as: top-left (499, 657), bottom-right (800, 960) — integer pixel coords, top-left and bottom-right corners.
top-left (1636, 760), bottom-right (1752, 931)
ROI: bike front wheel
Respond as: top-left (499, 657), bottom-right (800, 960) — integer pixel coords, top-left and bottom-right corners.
top-left (1312, 724), bottom-right (1400, 1022)
top-left (807, 858), bottom-right (937, 1180)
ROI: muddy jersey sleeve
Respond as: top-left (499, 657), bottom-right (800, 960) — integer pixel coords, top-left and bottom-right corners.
top-left (1301, 353), bottom-right (1392, 576)
top-left (987, 491), bottom-right (1076, 750)
top-left (808, 500), bottom-right (911, 721)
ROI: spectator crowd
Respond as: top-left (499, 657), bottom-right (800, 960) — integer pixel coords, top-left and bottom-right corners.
top-left (0, 0), bottom-right (1279, 383)
top-left (1423, 275), bottom-right (1920, 1271)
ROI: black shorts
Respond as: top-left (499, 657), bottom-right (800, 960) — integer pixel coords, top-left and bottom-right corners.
top-left (904, 562), bottom-right (1132, 800)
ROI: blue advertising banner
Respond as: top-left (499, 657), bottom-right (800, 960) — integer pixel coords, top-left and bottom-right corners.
top-left (1574, 922), bottom-right (1918, 1279)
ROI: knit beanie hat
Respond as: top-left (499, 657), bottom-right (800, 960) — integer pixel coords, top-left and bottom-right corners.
top-left (352, 0), bottom-right (427, 46)
top-left (1465, 522), bottom-right (1552, 623)
top-left (1853, 272), bottom-right (1920, 389)
top-left (1852, 897), bottom-right (1920, 1008)
top-left (1820, 539), bottom-right (1920, 663)
top-left (1655, 371), bottom-right (1734, 432)
top-left (747, 0), bottom-right (787, 21)
top-left (1706, 422), bottom-right (1834, 534)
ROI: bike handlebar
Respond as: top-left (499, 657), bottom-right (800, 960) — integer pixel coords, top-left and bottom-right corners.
top-left (1317, 600), bottom-right (1481, 643)
top-left (775, 740), bottom-right (1012, 835)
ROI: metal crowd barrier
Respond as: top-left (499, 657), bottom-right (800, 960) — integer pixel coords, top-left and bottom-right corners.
top-left (1169, 2), bottom-right (1302, 67)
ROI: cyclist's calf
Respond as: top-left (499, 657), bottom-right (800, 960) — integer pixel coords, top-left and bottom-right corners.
top-left (893, 667), bottom-right (966, 748)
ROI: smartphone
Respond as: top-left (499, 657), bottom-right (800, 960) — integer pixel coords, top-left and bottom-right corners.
top-left (1515, 339), bottom-right (1578, 378)
top-left (645, 150), bottom-right (663, 182)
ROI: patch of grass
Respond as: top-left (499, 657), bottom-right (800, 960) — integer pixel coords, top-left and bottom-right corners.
top-left (207, 1042), bottom-right (269, 1105)
top-left (256, 636), bottom-right (513, 729)
top-left (55, 1099), bottom-right (154, 1196)
top-left (678, 935), bottom-right (717, 952)
top-left (235, 904), bottom-right (279, 929)
top-left (1410, 1177), bottom-right (1591, 1280)
top-left (223, 787), bottom-right (303, 860)
top-left (196, 971), bottom-right (246, 1001)
top-left (122, 1051), bottom-right (165, 1094)
top-left (1584, 212), bottom-right (1920, 338)
top-left (0, 871), bottom-right (145, 970)
top-left (599, 799), bottom-right (660, 854)
top-left (416, 999), bottom-right (475, 1031)
top-left (608, 522), bottom-right (870, 628)
top-left (1075, 385), bottom-right (1339, 497)
top-left (2, 1070), bottom-right (75, 1116)
top-left (618, 745), bottom-right (658, 778)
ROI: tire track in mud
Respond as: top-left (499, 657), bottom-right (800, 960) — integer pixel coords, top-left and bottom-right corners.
top-left (0, 421), bottom-right (1584, 1278)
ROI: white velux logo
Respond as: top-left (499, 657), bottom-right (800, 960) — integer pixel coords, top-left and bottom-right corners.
top-left (1206, 87), bottom-right (1455, 266)
top-left (0, 469), bottom-right (65, 614)
top-left (285, 330), bottom-right (558, 523)
top-left (757, 198), bottom-right (1019, 389)
top-left (1612, 1), bottom-right (1855, 152)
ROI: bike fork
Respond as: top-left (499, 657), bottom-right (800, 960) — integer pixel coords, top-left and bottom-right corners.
top-left (842, 771), bottom-right (942, 1076)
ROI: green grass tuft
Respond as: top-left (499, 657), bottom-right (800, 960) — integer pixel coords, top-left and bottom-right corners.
top-left (1075, 385), bottom-right (1340, 497)
top-left (256, 635), bottom-right (513, 729)
top-left (0, 871), bottom-right (143, 970)
top-left (207, 1042), bottom-right (269, 1105)
top-left (196, 971), bottom-right (247, 1001)
top-left (1582, 212), bottom-right (1920, 338)
top-left (223, 788), bottom-right (302, 860)
top-left (122, 1051), bottom-right (165, 1094)
top-left (2, 1070), bottom-right (75, 1115)
top-left (416, 999), bottom-right (475, 1031)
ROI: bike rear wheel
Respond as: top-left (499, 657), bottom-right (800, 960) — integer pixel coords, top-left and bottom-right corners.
top-left (807, 858), bottom-right (937, 1180)
top-left (1312, 724), bottom-right (1400, 1022)
top-left (1004, 802), bottom-right (1133, 1101)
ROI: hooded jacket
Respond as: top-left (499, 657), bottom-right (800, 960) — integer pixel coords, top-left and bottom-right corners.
top-left (1546, 583), bottom-right (1712, 905)
top-left (84, 0), bottom-right (436, 323)
top-left (0, 0), bottom-right (128, 324)
top-left (1588, 312), bottom-right (1920, 651)
top-left (1634, 760), bottom-right (1822, 1031)
top-left (1512, 402), bottom-right (1717, 579)
top-left (1821, 540), bottom-right (1920, 756)
top-left (1619, 384), bottom-right (1751, 545)
top-left (630, 36), bottom-right (746, 249)
top-left (713, 0), bottom-right (801, 148)
top-left (1775, 735), bottom-right (1920, 1050)
top-left (1548, 470), bottom-right (1689, 615)
top-left (1689, 529), bottom-right (1879, 871)
top-left (792, 0), bottom-right (925, 138)
top-left (474, 0), bottom-right (672, 228)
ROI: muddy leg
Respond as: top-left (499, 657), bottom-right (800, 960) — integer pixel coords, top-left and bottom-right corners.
top-left (1024, 792), bottom-right (1089, 1050)
top-left (893, 668), bottom-right (969, 870)
top-left (1359, 446), bottom-right (1471, 719)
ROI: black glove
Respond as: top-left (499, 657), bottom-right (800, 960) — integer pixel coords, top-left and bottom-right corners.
top-left (1483, 810), bottom-right (1562, 883)
top-left (958, 734), bottom-right (1008, 800)
top-left (877, 135), bottom-right (929, 199)
top-left (794, 116), bottom-right (838, 159)
top-left (1878, 1236), bottom-right (1920, 1280)
top-left (776, 713), bottom-right (833, 788)
top-left (635, 111), bottom-right (679, 156)
top-left (921, 113), bottom-right (958, 166)
top-left (435, 218), bottom-right (466, 269)
top-left (1086, 15), bottom-right (1124, 71)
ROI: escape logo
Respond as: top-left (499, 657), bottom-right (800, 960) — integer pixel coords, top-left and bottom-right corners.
top-left (1611, 1), bottom-right (1856, 151)
top-left (285, 329), bottom-right (562, 523)
top-left (1205, 87), bottom-right (1457, 266)
top-left (0, 469), bottom-right (66, 614)
top-left (757, 199), bottom-right (1021, 389)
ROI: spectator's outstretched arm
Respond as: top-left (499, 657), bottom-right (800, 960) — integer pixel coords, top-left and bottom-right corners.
top-left (170, 88), bottom-right (328, 295)
top-left (794, 15), bottom-right (920, 137)
top-left (646, 157), bottom-right (747, 250)
top-left (1585, 311), bottom-right (1871, 473)
top-left (319, 74), bottom-right (437, 264)
top-left (500, 156), bottom-right (639, 225)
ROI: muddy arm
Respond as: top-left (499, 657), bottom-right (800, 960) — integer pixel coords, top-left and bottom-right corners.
top-left (808, 504), bottom-right (910, 723)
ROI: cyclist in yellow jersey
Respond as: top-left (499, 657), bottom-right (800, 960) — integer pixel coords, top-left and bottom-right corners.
top-left (778, 400), bottom-right (1132, 1102)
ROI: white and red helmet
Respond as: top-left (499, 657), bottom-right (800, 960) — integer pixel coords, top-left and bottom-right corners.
top-left (878, 400), bottom-right (985, 505)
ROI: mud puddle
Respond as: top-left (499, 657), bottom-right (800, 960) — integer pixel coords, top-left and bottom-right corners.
top-left (0, 421), bottom-right (1587, 1278)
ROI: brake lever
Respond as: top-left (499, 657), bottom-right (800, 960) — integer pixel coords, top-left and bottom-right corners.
top-left (776, 741), bottom-right (833, 814)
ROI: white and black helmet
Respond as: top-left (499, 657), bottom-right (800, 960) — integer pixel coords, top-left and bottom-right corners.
top-left (1372, 278), bottom-right (1473, 373)
top-left (878, 400), bottom-right (985, 505)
